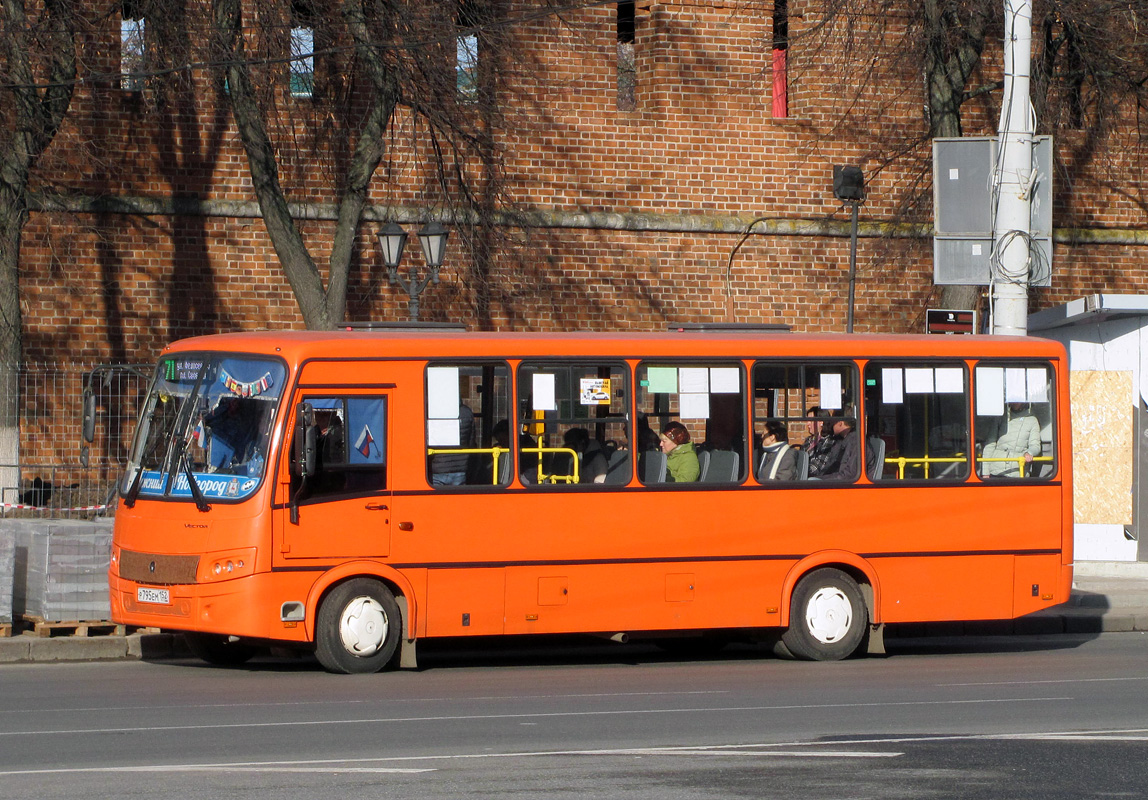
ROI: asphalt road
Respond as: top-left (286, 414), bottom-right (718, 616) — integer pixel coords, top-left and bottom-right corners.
top-left (1, 632), bottom-right (1146, 799)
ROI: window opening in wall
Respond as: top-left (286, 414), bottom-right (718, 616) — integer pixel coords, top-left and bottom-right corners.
top-left (517, 362), bottom-right (630, 486)
top-left (120, 2), bottom-right (145, 92)
top-left (617, 1), bottom-right (636, 111)
top-left (289, 25), bottom-right (315, 99)
top-left (771, 0), bottom-right (788, 118)
top-left (637, 362), bottom-right (747, 485)
top-left (864, 362), bottom-right (970, 481)
top-left (974, 362), bottom-right (1056, 479)
top-left (457, 2), bottom-right (480, 100)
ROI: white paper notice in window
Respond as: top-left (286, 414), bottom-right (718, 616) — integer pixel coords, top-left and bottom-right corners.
top-left (1005, 368), bottom-right (1027, 403)
top-left (532, 373), bottom-right (557, 411)
top-left (976, 367), bottom-right (1005, 416)
top-left (905, 368), bottom-right (934, 394)
top-left (935, 368), bottom-right (964, 394)
top-left (820, 373), bottom-right (843, 410)
top-left (1027, 368), bottom-right (1049, 402)
top-left (709, 367), bottom-right (740, 394)
top-left (679, 393), bottom-right (710, 419)
top-left (426, 367), bottom-right (460, 419)
top-left (427, 418), bottom-right (461, 446)
top-left (679, 367), bottom-right (709, 394)
top-left (881, 368), bottom-right (904, 404)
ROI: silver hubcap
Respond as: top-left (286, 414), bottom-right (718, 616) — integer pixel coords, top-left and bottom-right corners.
top-left (804, 586), bottom-right (853, 644)
top-left (338, 596), bottom-right (388, 656)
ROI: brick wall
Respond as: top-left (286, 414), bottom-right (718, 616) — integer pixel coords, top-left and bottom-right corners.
top-left (16, 0), bottom-right (1148, 371)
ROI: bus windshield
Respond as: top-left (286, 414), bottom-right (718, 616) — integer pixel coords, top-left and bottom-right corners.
top-left (122, 354), bottom-right (287, 502)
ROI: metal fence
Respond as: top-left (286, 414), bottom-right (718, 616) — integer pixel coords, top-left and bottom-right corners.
top-left (0, 363), bottom-right (150, 519)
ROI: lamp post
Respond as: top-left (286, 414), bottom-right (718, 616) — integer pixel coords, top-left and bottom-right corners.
top-left (378, 221), bottom-right (449, 321)
top-left (833, 165), bottom-right (864, 333)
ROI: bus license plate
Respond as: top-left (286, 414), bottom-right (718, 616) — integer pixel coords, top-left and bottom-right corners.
top-left (137, 587), bottom-right (170, 605)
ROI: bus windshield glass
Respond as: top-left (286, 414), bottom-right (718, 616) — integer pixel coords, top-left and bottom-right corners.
top-left (122, 354), bottom-right (287, 502)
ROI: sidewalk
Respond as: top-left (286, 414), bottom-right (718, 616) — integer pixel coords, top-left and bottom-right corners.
top-left (2, 561), bottom-right (1147, 665)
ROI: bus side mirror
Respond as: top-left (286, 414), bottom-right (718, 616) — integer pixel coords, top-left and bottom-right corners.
top-left (293, 403), bottom-right (317, 477)
top-left (81, 389), bottom-right (96, 443)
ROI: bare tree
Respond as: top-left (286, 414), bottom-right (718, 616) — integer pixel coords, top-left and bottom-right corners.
top-left (207, 0), bottom-right (514, 330)
top-left (0, 0), bottom-right (78, 467)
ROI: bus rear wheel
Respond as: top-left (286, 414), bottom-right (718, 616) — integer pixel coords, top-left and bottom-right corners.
top-left (781, 568), bottom-right (867, 661)
top-left (315, 578), bottom-right (401, 674)
top-left (182, 631), bottom-right (258, 667)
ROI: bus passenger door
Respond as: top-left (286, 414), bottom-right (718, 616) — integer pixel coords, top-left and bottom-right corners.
top-left (277, 392), bottom-right (392, 560)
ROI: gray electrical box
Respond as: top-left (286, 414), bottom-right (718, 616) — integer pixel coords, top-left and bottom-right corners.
top-left (933, 136), bottom-right (1053, 287)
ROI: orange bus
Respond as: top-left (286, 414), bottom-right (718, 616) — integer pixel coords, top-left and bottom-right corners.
top-left (108, 327), bottom-right (1073, 673)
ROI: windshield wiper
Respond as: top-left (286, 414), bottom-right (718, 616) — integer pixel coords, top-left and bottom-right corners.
top-left (122, 464), bottom-right (144, 508)
top-left (179, 449), bottom-right (212, 513)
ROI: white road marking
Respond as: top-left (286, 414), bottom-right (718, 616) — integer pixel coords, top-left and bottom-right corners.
top-left (0, 696), bottom-right (1071, 738)
top-left (940, 676), bottom-right (1148, 687)
top-left (0, 744), bottom-right (902, 778)
top-left (5, 728), bottom-right (1143, 779)
top-left (0, 690), bottom-right (729, 717)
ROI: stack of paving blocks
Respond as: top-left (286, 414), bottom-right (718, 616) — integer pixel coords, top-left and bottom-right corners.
top-left (0, 529), bottom-right (13, 627)
top-left (1, 519), bottom-right (113, 623)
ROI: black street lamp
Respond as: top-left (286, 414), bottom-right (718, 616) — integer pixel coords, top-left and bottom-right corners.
top-left (378, 221), bottom-right (449, 321)
top-left (833, 165), bottom-right (864, 334)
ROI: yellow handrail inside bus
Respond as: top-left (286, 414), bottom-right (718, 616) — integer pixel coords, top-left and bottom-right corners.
top-left (883, 455), bottom-right (967, 480)
top-left (425, 446), bottom-right (581, 485)
top-left (883, 455), bottom-right (1052, 479)
top-left (975, 455), bottom-right (1053, 478)
top-left (426, 447), bottom-right (510, 485)
top-left (521, 446), bottom-right (579, 484)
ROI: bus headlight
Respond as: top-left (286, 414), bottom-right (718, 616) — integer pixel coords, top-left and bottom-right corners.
top-left (198, 548), bottom-right (257, 583)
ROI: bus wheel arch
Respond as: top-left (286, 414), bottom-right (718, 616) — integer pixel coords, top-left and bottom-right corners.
top-left (779, 554), bottom-right (879, 661)
top-left (314, 577), bottom-right (402, 674)
top-left (307, 565), bottom-right (419, 674)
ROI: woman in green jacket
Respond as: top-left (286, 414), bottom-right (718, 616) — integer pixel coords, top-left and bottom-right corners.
top-left (660, 421), bottom-right (700, 483)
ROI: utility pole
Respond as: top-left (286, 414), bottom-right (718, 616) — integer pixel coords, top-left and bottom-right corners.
top-left (991, 0), bottom-right (1035, 336)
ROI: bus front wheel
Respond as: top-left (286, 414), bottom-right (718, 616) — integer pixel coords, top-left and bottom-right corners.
top-left (315, 578), bottom-right (401, 674)
top-left (781, 568), bottom-right (867, 661)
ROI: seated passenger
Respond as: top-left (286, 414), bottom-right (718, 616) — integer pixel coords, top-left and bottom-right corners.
top-left (758, 419), bottom-right (798, 481)
top-left (660, 421), bottom-right (700, 483)
top-left (563, 427), bottom-right (608, 484)
top-left (980, 402), bottom-right (1041, 478)
top-left (804, 408), bottom-right (838, 476)
top-left (809, 415), bottom-right (860, 481)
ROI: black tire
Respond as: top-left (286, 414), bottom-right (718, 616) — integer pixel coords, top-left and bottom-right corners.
top-left (182, 631), bottom-right (258, 667)
top-left (315, 578), bottom-right (402, 674)
top-left (781, 568), bottom-right (867, 661)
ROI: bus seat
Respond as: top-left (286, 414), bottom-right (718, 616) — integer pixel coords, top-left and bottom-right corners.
top-left (697, 450), bottom-right (712, 482)
top-left (866, 437), bottom-right (886, 481)
top-left (641, 450), bottom-right (667, 483)
top-left (604, 450), bottom-right (631, 484)
top-left (702, 449), bottom-right (739, 483)
top-left (793, 448), bottom-right (809, 480)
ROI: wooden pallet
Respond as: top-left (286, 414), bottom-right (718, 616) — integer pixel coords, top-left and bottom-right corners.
top-left (28, 618), bottom-right (126, 638)
top-left (0, 622), bottom-right (12, 638)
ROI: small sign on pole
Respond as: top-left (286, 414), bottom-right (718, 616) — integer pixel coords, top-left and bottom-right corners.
top-left (926, 309), bottom-right (977, 335)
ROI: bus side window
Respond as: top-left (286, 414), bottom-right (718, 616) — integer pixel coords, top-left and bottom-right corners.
top-left (750, 361), bottom-right (857, 483)
top-left (426, 362), bottom-right (511, 488)
top-left (517, 362), bottom-right (630, 487)
top-left (863, 363), bottom-right (969, 481)
top-left (637, 362), bottom-right (747, 485)
top-left (974, 363), bottom-right (1056, 479)
top-left (295, 397), bottom-right (387, 499)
